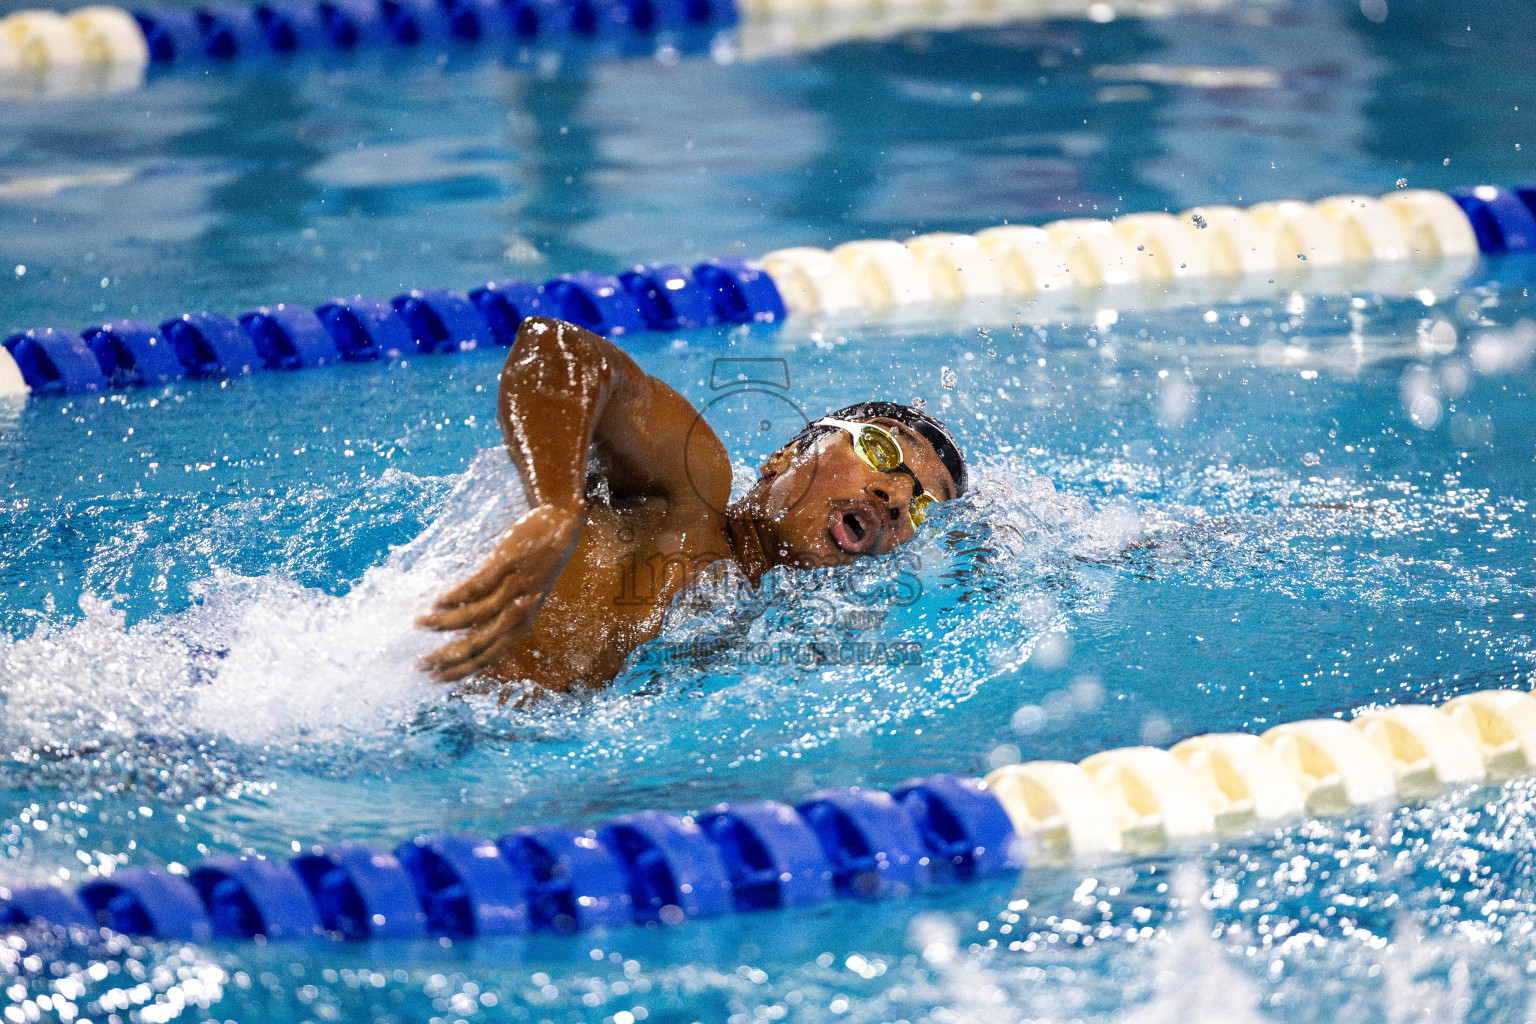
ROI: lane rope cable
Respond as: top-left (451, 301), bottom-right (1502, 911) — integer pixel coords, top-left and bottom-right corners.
top-left (3, 183), bottom-right (1529, 399)
top-left (3, 687), bottom-right (1535, 943)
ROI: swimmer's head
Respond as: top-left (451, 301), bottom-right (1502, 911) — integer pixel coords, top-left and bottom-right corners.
top-left (737, 401), bottom-right (967, 567)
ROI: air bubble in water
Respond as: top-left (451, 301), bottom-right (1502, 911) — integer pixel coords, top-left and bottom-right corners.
top-left (1396, 177), bottom-right (1408, 188)
top-left (1010, 705), bottom-right (1044, 735)
top-left (1140, 714), bottom-right (1173, 746)
top-left (988, 743), bottom-right (1022, 769)
top-left (1302, 451), bottom-right (1321, 466)
top-left (912, 396), bottom-right (927, 409)
top-left (977, 327), bottom-right (990, 339)
top-left (1298, 253), bottom-right (1308, 261)
top-left (1191, 213), bottom-right (1208, 230)
top-left (940, 366), bottom-right (958, 390)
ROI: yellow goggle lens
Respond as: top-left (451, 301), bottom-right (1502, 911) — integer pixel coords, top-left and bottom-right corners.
top-left (909, 492), bottom-right (936, 526)
top-left (855, 427), bottom-right (904, 471)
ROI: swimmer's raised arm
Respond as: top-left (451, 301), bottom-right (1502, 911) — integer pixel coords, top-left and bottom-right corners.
top-left (495, 317), bottom-right (729, 512)
top-left (416, 317), bottom-right (730, 682)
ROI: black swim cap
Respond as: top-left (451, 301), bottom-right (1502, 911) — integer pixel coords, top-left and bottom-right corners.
top-left (794, 401), bottom-right (968, 497)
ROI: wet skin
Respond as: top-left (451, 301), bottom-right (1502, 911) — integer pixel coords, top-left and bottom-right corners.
top-left (416, 316), bottom-right (957, 695)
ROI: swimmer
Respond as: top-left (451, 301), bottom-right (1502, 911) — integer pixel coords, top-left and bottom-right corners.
top-left (417, 316), bottom-right (967, 694)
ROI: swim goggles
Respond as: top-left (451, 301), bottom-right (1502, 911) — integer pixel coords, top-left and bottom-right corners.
top-left (814, 417), bottom-right (937, 527)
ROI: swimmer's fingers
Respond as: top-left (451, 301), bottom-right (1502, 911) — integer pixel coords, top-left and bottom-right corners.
top-left (428, 634), bottom-right (519, 684)
top-left (430, 545), bottom-right (525, 610)
top-left (431, 519), bottom-right (574, 611)
top-left (420, 628), bottom-right (513, 682)
top-left (418, 594), bottom-right (539, 681)
top-left (419, 553), bottom-right (560, 631)
top-left (417, 574), bottom-right (522, 632)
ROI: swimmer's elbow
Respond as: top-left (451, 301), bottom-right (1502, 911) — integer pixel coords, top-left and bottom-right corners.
top-left (504, 317), bottom-right (633, 398)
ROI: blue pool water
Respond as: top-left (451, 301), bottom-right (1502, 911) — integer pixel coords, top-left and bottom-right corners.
top-left (4, 0), bottom-right (1536, 1020)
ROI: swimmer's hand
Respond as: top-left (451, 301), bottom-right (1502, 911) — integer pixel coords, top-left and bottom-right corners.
top-left (415, 504), bottom-right (583, 682)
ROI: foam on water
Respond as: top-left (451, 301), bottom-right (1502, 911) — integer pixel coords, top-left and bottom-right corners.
top-left (5, 404), bottom-right (1531, 814)
top-left (0, 440), bottom-right (1150, 797)
top-left (0, 451), bottom-right (529, 793)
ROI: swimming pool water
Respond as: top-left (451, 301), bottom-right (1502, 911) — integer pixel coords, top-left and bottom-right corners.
top-left (4, 0), bottom-right (1536, 1020)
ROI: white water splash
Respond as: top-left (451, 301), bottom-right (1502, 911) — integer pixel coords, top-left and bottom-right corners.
top-left (0, 451), bottom-right (526, 786)
top-left (0, 451), bottom-right (1156, 797)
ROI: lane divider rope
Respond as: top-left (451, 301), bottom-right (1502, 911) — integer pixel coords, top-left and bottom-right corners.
top-left (7, 183), bottom-right (1532, 401)
top-left (2, 688), bottom-right (1535, 943)
top-left (0, 0), bottom-right (1280, 78)
top-left (0, 261), bottom-right (786, 397)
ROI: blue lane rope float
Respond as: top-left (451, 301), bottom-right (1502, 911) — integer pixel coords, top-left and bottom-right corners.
top-left (1452, 184), bottom-right (1536, 255)
top-left (699, 801), bottom-right (833, 910)
top-left (395, 834), bottom-right (532, 937)
top-left (0, 185), bottom-right (1512, 400)
top-left (599, 812), bottom-right (735, 923)
top-left (190, 855), bottom-right (326, 939)
top-left (77, 868), bottom-right (212, 941)
top-left (497, 828), bottom-right (634, 930)
top-left (5, 686), bottom-right (1536, 944)
top-left (290, 843), bottom-right (429, 939)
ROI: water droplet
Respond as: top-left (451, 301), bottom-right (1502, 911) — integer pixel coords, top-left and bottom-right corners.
top-left (1396, 177), bottom-right (1408, 188)
top-left (976, 327), bottom-right (990, 339)
top-left (912, 396), bottom-right (927, 409)
top-left (1443, 157), bottom-right (1451, 166)
top-left (1137, 244), bottom-right (1145, 251)
top-left (1297, 253), bottom-right (1308, 261)
top-left (1191, 213), bottom-right (1208, 230)
top-left (1301, 451), bottom-right (1321, 466)
top-left (940, 366), bottom-right (958, 390)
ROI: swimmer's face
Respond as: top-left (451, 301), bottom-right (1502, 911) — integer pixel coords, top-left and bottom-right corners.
top-left (743, 417), bottom-right (957, 567)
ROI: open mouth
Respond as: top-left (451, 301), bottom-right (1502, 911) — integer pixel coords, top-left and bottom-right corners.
top-left (828, 504), bottom-right (879, 555)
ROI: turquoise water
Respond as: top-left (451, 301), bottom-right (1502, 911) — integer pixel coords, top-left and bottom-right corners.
top-left (4, 0), bottom-right (1536, 1020)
